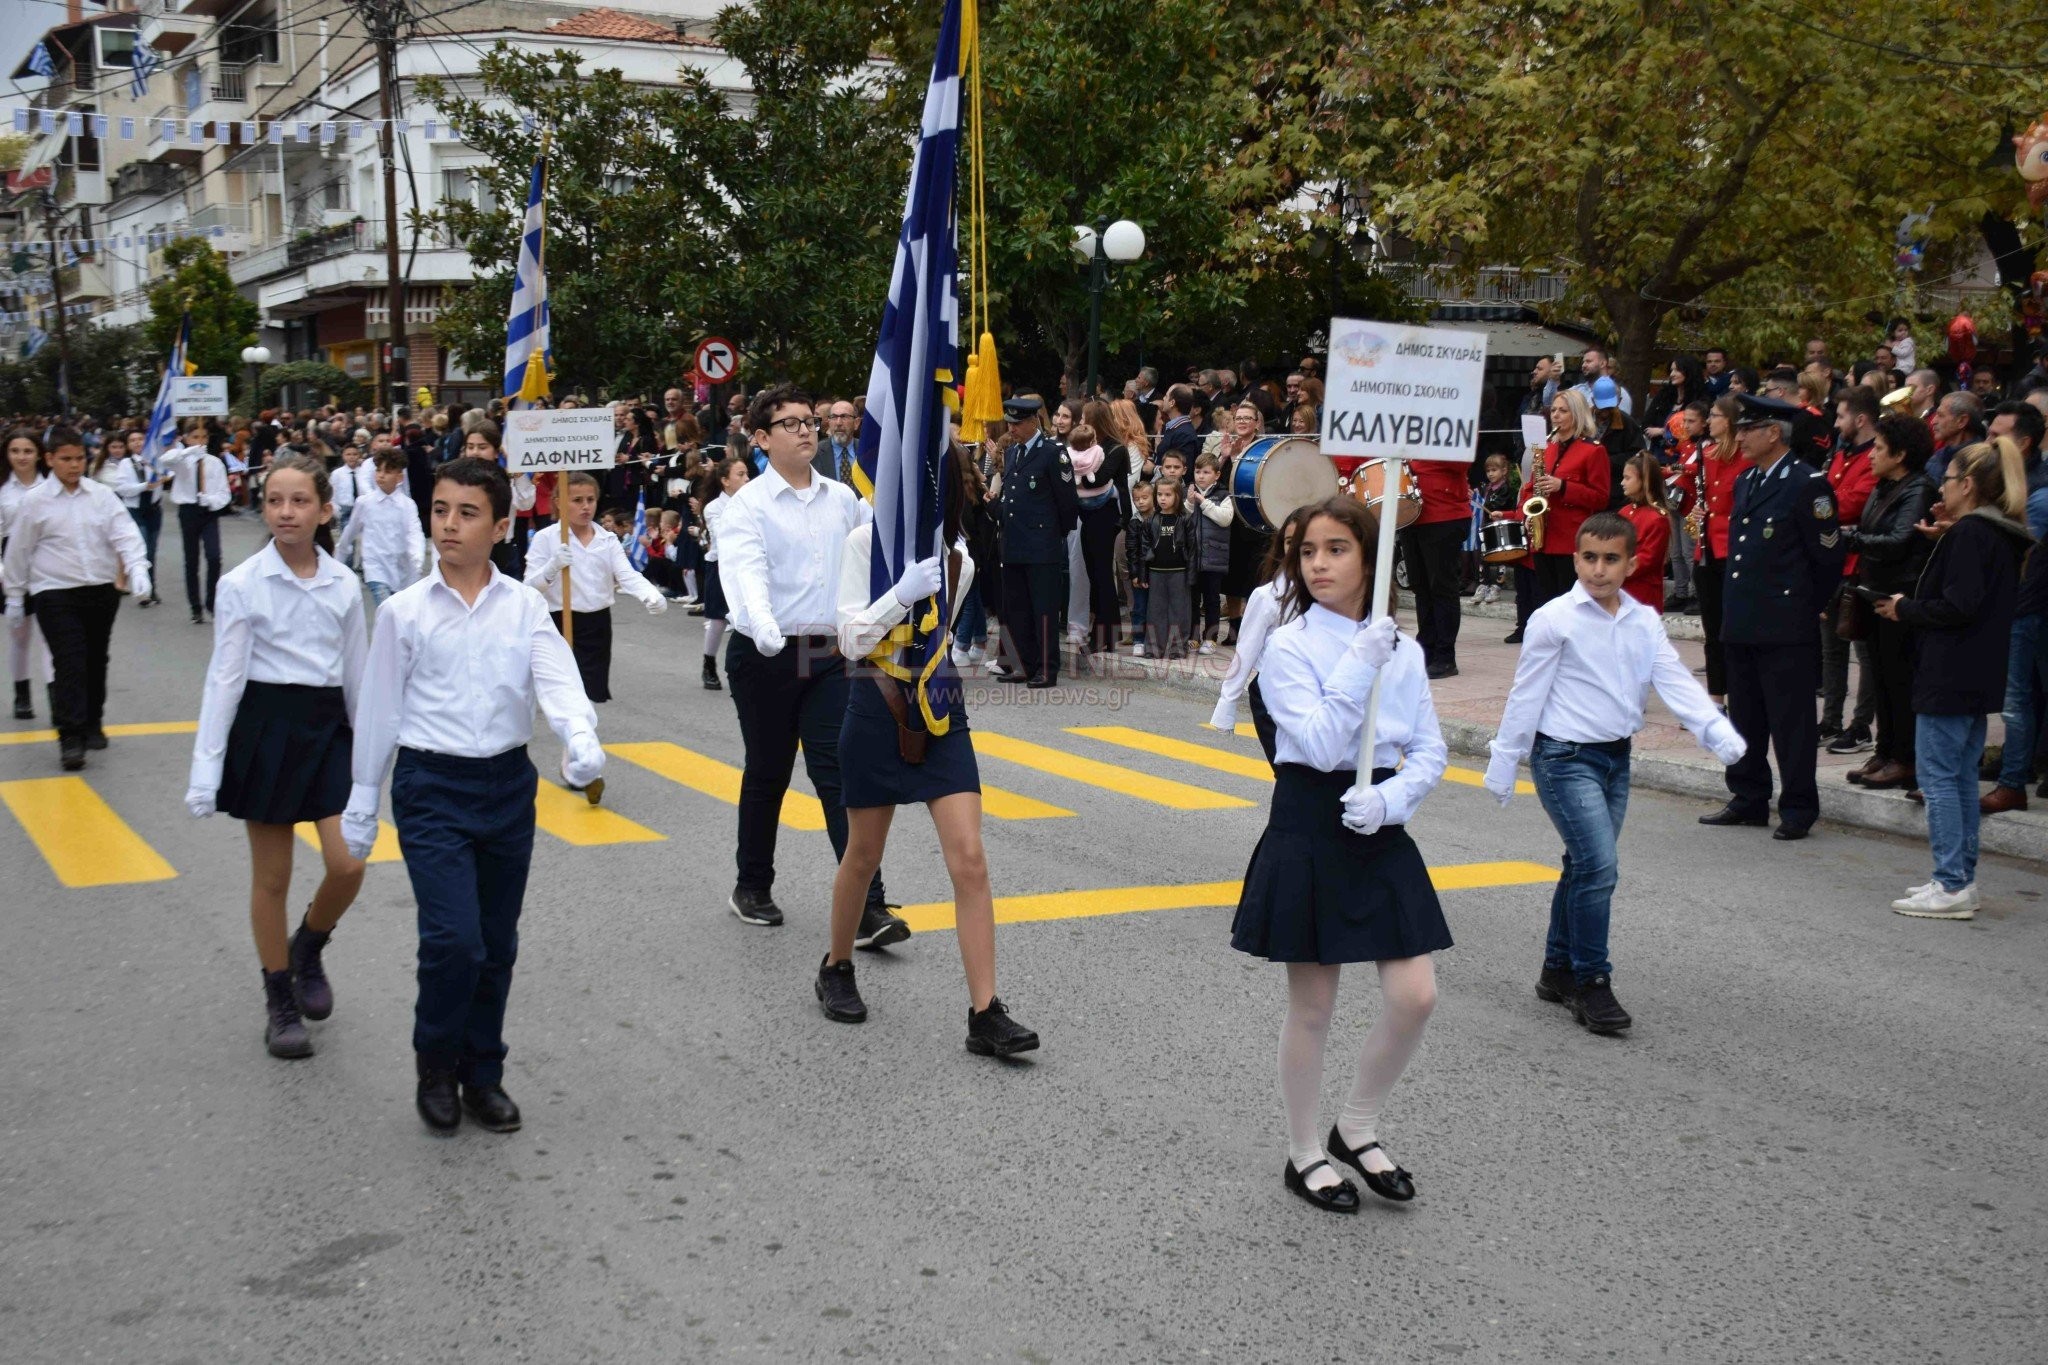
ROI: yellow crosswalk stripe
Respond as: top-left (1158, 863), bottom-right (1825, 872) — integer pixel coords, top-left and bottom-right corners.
top-left (606, 741), bottom-right (826, 830)
top-left (1067, 724), bottom-right (1275, 783)
top-left (297, 819), bottom-right (402, 864)
top-left (970, 731), bottom-right (1253, 810)
top-left (0, 720), bottom-right (199, 748)
top-left (0, 777), bottom-right (177, 886)
top-left (977, 785), bottom-right (1073, 820)
top-left (897, 861), bottom-right (1558, 932)
top-left (532, 780), bottom-right (666, 846)
top-left (1228, 722), bottom-right (1533, 795)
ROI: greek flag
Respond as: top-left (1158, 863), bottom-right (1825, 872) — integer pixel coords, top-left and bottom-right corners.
top-left (130, 42), bottom-right (161, 99)
top-left (626, 491), bottom-right (649, 571)
top-left (27, 42), bottom-right (56, 79)
top-left (140, 314), bottom-right (193, 475)
top-left (502, 154), bottom-right (551, 404)
top-left (852, 0), bottom-right (962, 734)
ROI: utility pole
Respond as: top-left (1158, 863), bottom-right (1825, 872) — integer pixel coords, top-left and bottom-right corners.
top-left (41, 191), bottom-right (73, 418)
top-left (357, 0), bottom-right (407, 412)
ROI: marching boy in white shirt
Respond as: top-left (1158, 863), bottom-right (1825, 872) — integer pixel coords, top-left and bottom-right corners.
top-left (523, 470), bottom-right (667, 703)
top-left (345, 457), bottom-right (603, 1136)
top-left (332, 449), bottom-right (427, 608)
top-left (1485, 510), bottom-right (1746, 1036)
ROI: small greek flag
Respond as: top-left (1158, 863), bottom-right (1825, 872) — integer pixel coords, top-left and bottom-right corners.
top-left (627, 491), bottom-right (649, 571)
top-left (502, 152), bottom-right (551, 403)
top-left (27, 42), bottom-right (56, 79)
top-left (140, 313), bottom-right (194, 475)
top-left (130, 42), bottom-right (161, 99)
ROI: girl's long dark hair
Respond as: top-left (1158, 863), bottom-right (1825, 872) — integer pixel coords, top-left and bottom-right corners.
top-left (267, 452), bottom-right (337, 555)
top-left (1257, 504), bottom-right (1314, 588)
top-left (1283, 496), bottom-right (1396, 623)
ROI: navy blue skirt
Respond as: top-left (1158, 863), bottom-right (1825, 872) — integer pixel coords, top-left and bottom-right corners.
top-left (1231, 764), bottom-right (1452, 964)
top-left (217, 681), bottom-right (353, 825)
top-left (839, 673), bottom-right (979, 809)
top-left (700, 560), bottom-right (729, 622)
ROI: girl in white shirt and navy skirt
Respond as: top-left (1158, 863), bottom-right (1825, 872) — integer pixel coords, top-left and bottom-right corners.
top-left (1230, 495), bottom-right (1450, 1215)
top-left (185, 454), bottom-right (368, 1061)
top-left (523, 471), bottom-right (668, 702)
top-left (1209, 504), bottom-right (1312, 765)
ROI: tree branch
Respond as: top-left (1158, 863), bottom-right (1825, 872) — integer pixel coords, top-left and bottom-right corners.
top-left (1685, 0), bottom-right (1762, 118)
top-left (1649, 78), bottom-right (1799, 295)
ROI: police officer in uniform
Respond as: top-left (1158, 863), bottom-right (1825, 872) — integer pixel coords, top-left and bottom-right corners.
top-left (1699, 393), bottom-right (1846, 840)
top-left (994, 395), bottom-right (1078, 688)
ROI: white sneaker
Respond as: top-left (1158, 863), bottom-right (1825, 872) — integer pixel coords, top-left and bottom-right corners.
top-left (1891, 884), bottom-right (1979, 919)
top-left (1903, 880), bottom-right (1937, 898)
top-left (1131, 643), bottom-right (1146, 658)
top-left (967, 645), bottom-right (986, 666)
top-left (950, 645), bottom-right (972, 668)
top-left (1198, 641), bottom-right (1216, 656)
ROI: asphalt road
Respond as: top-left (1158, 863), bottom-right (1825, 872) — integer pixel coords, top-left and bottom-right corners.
top-left (2, 514), bottom-right (2043, 1363)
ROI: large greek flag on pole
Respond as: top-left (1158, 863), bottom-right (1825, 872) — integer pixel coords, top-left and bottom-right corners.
top-left (503, 154), bottom-right (551, 404)
top-left (852, 0), bottom-right (962, 733)
top-left (139, 314), bottom-right (192, 475)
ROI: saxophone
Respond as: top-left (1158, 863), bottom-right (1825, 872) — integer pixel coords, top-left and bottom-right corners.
top-left (1686, 445), bottom-right (1712, 544)
top-left (1521, 440), bottom-right (1550, 553)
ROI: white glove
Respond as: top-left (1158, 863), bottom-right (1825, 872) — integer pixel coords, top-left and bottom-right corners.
top-left (184, 786), bottom-right (216, 819)
top-left (643, 592), bottom-right (669, 615)
top-left (130, 570), bottom-right (152, 601)
top-left (1341, 785), bottom-right (1388, 835)
top-left (341, 802), bottom-right (379, 861)
top-left (562, 732), bottom-right (605, 788)
top-left (1483, 754), bottom-right (1518, 807)
top-left (541, 536), bottom-right (574, 579)
top-left (893, 554), bottom-right (944, 607)
top-left (754, 621), bottom-right (786, 657)
top-left (1348, 616), bottom-right (1400, 670)
top-left (1710, 733), bottom-right (1747, 766)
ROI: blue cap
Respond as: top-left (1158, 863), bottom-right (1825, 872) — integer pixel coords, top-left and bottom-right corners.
top-left (1590, 376), bottom-right (1620, 408)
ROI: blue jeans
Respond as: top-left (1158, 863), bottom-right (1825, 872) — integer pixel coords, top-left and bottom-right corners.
top-left (366, 580), bottom-right (394, 608)
top-left (1918, 713), bottom-right (1987, 892)
top-left (1995, 614), bottom-right (2045, 791)
top-left (1531, 734), bottom-right (1631, 982)
top-left (952, 580), bottom-right (988, 647)
top-left (1130, 584), bottom-right (1149, 632)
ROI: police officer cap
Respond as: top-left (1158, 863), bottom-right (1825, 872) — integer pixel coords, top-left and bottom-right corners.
top-left (1733, 392), bottom-right (1802, 428)
top-left (1002, 395), bottom-right (1044, 420)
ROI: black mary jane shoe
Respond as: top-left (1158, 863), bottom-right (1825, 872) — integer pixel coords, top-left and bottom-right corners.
top-left (1326, 1125), bottom-right (1416, 1203)
top-left (1283, 1159), bottom-right (1359, 1214)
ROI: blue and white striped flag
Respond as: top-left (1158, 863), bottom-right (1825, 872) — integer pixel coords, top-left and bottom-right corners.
top-left (139, 314), bottom-right (192, 476)
top-left (851, 0), bottom-right (963, 733)
top-left (502, 153), bottom-right (551, 405)
top-left (27, 42), bottom-right (56, 79)
top-left (130, 42), bottom-right (161, 99)
top-left (626, 491), bottom-right (649, 571)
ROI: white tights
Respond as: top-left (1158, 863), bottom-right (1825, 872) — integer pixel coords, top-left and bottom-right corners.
top-left (1280, 957), bottom-right (1437, 1189)
top-left (703, 618), bottom-right (726, 659)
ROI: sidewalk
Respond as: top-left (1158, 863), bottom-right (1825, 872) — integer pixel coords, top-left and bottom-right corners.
top-left (1005, 600), bottom-right (2048, 866)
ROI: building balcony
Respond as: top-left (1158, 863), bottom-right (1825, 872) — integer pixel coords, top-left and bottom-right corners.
top-left (111, 161), bottom-right (186, 202)
top-left (144, 104), bottom-right (205, 165)
top-left (1387, 263), bottom-right (1573, 307)
top-left (250, 220), bottom-right (471, 317)
top-left (55, 166), bottom-right (109, 208)
top-left (135, 0), bottom-right (209, 56)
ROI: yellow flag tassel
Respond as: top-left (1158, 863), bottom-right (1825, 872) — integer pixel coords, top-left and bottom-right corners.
top-left (961, 330), bottom-right (1004, 424)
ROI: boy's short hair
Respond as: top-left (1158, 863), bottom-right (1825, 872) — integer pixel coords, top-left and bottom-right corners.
top-left (747, 382), bottom-right (816, 436)
top-left (434, 456), bottom-right (511, 521)
top-left (564, 470), bottom-right (601, 493)
top-left (1159, 450), bottom-right (1188, 470)
top-left (372, 450), bottom-right (408, 472)
top-left (659, 508), bottom-right (681, 526)
top-left (45, 426), bottom-right (83, 452)
top-left (1577, 510), bottom-right (1636, 555)
top-left (1192, 452), bottom-right (1219, 472)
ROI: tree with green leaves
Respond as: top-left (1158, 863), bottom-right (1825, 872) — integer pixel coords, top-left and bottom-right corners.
top-left (0, 323), bottom-right (158, 417)
top-left (144, 239), bottom-right (258, 398)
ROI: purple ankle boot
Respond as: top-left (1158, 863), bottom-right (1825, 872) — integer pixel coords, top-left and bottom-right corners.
top-left (262, 969), bottom-right (312, 1059)
top-left (288, 921), bottom-right (334, 1021)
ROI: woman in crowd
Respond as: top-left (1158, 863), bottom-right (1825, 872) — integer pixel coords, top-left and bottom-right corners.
top-left (1525, 388), bottom-right (1610, 607)
top-left (1286, 403), bottom-right (1318, 436)
top-left (1209, 401), bottom-right (1268, 639)
top-left (1841, 413), bottom-right (1935, 792)
top-left (1643, 353), bottom-right (1704, 445)
top-left (1688, 394), bottom-right (1750, 706)
top-left (1876, 438), bottom-right (2032, 920)
top-left (1103, 398), bottom-right (1152, 485)
top-left (2, 426), bottom-right (50, 718)
top-left (1069, 418), bottom-right (1129, 656)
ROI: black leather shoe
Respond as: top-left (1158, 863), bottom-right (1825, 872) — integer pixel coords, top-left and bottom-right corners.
top-left (1698, 802), bottom-right (1768, 827)
top-left (816, 955), bottom-right (867, 1023)
top-left (11, 681), bottom-right (31, 720)
top-left (854, 901), bottom-right (911, 951)
top-left (1570, 974), bottom-right (1633, 1034)
top-left (59, 739), bottom-right (86, 771)
top-left (1326, 1125), bottom-right (1416, 1202)
top-left (84, 730), bottom-right (108, 751)
top-left (1426, 660), bottom-right (1459, 680)
top-left (415, 1064), bottom-right (460, 1134)
top-left (1772, 824), bottom-right (1810, 841)
top-left (1283, 1159), bottom-right (1359, 1214)
top-left (460, 1083), bottom-right (522, 1133)
top-left (1025, 674), bottom-right (1057, 689)
top-left (701, 656), bottom-right (723, 691)
top-left (729, 886), bottom-right (783, 927)
top-left (1534, 964), bottom-right (1575, 1004)
top-left (1503, 629), bottom-right (1525, 645)
top-left (966, 997), bottom-right (1039, 1056)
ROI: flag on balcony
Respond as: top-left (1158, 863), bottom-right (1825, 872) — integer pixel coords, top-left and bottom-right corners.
top-left (130, 43), bottom-right (162, 100)
top-left (27, 42), bottom-right (56, 80)
top-left (140, 314), bottom-right (195, 475)
top-left (502, 151), bottom-right (551, 405)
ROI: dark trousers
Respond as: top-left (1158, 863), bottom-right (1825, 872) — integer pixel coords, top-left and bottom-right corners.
top-left (1725, 640), bottom-right (1821, 828)
top-left (999, 561), bottom-right (1064, 682)
top-left (129, 500), bottom-right (161, 588)
top-left (550, 607), bottom-right (613, 703)
top-left (1078, 499), bottom-right (1124, 653)
top-left (1532, 552), bottom-right (1576, 608)
top-left (1195, 568), bottom-right (1225, 640)
top-left (1400, 519), bottom-right (1467, 668)
top-left (393, 745), bottom-right (536, 1086)
top-left (1868, 613), bottom-right (1917, 767)
top-left (176, 503), bottom-right (221, 614)
top-left (725, 632), bottom-right (886, 906)
top-left (29, 584), bottom-right (120, 743)
top-left (1694, 556), bottom-right (1727, 696)
top-left (1513, 563), bottom-right (1535, 630)
top-left (1247, 675), bottom-right (1277, 768)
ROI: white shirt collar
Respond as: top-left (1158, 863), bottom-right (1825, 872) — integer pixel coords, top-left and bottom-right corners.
top-left (426, 559), bottom-right (511, 608)
top-left (253, 540), bottom-right (346, 587)
top-left (755, 461), bottom-right (822, 505)
top-left (1565, 578), bottom-right (1641, 624)
top-left (1302, 601), bottom-right (1362, 638)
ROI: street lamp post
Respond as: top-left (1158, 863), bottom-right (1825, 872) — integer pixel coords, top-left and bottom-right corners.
top-left (241, 344), bottom-right (271, 410)
top-left (1073, 217), bottom-right (1146, 399)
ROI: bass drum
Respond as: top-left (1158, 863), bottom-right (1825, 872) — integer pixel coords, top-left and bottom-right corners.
top-left (1345, 458), bottom-right (1421, 529)
top-left (1229, 436), bottom-right (1338, 535)
top-left (1480, 517), bottom-right (1531, 563)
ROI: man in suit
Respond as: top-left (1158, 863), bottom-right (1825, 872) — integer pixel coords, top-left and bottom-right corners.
top-left (1155, 384), bottom-right (1203, 470)
top-left (1700, 393), bottom-right (1846, 840)
top-left (994, 395), bottom-right (1078, 688)
top-left (814, 398), bottom-right (860, 483)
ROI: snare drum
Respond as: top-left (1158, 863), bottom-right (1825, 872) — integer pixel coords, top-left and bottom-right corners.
top-left (1479, 517), bottom-right (1531, 563)
top-left (1345, 458), bottom-right (1422, 529)
top-left (1229, 436), bottom-right (1338, 535)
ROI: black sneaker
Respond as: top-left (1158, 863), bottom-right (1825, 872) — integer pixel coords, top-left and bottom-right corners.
top-left (11, 681), bottom-right (30, 720)
top-left (261, 969), bottom-right (313, 1059)
top-left (1825, 725), bottom-right (1872, 755)
top-left (1534, 965), bottom-right (1575, 1004)
top-left (815, 955), bottom-right (867, 1023)
top-left (1503, 629), bottom-right (1524, 645)
top-left (58, 739), bottom-right (86, 772)
top-left (729, 886), bottom-right (783, 927)
top-left (854, 901), bottom-right (911, 951)
top-left (83, 730), bottom-right (108, 751)
top-left (1816, 722), bottom-right (1842, 745)
top-left (701, 656), bottom-right (723, 691)
top-left (1570, 974), bottom-right (1633, 1035)
top-left (966, 997), bottom-right (1039, 1056)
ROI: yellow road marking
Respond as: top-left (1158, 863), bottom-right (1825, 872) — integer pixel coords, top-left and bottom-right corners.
top-left (606, 741), bottom-right (826, 830)
top-left (297, 819), bottom-right (402, 864)
top-left (977, 784), bottom-right (1073, 820)
top-left (897, 861), bottom-right (1558, 932)
top-left (0, 720), bottom-right (199, 747)
top-left (971, 732), bottom-right (1253, 811)
top-left (1068, 724), bottom-right (1275, 782)
top-left (1228, 722), bottom-right (1533, 795)
top-left (0, 777), bottom-right (177, 886)
top-left (532, 779), bottom-right (666, 846)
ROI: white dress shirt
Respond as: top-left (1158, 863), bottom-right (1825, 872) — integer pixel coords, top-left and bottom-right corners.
top-left (96, 456), bottom-right (154, 509)
top-left (1258, 602), bottom-right (1446, 825)
top-left (716, 463), bottom-right (872, 639)
top-left (835, 523), bottom-right (975, 661)
top-left (332, 461), bottom-right (375, 511)
top-left (188, 542), bottom-right (369, 794)
top-left (1210, 577), bottom-right (1289, 729)
top-left (332, 485), bottom-right (427, 589)
top-left (1486, 581), bottom-right (1741, 785)
top-left (701, 491), bottom-right (732, 563)
top-left (3, 477), bottom-right (151, 607)
top-left (166, 446), bottom-right (231, 510)
top-left (524, 524), bottom-right (664, 613)
top-left (349, 563), bottom-right (597, 810)
top-left (1, 470), bottom-right (50, 538)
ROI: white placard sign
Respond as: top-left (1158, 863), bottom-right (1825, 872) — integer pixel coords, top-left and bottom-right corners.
top-left (1320, 320), bottom-right (1487, 462)
top-left (503, 406), bottom-right (619, 473)
top-left (169, 375), bottom-right (229, 417)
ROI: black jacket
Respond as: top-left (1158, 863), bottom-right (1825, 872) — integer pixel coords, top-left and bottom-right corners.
top-left (1845, 471), bottom-right (1934, 596)
top-left (1599, 414), bottom-right (1645, 511)
top-left (1895, 508), bottom-right (2032, 715)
